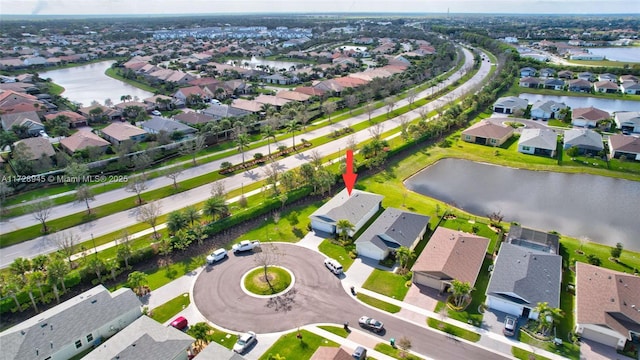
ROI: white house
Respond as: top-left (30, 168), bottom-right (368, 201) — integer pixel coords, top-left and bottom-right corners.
top-left (355, 207), bottom-right (430, 261)
top-left (485, 243), bottom-right (562, 319)
top-left (493, 96), bottom-right (528, 115)
top-left (575, 262), bottom-right (640, 351)
top-left (530, 100), bottom-right (567, 120)
top-left (615, 111), bottom-right (640, 133)
top-left (309, 188), bottom-right (383, 236)
top-left (518, 128), bottom-right (558, 157)
top-left (571, 106), bottom-right (610, 128)
top-left (0, 285), bottom-right (142, 360)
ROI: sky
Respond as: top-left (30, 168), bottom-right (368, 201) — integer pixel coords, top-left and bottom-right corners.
top-left (1, 0), bottom-right (638, 16)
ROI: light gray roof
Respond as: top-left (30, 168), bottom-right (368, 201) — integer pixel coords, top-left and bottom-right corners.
top-left (531, 100), bottom-right (566, 114)
top-left (486, 243), bottom-right (562, 308)
top-left (494, 96), bottom-right (528, 110)
top-left (563, 129), bottom-right (604, 151)
top-left (309, 188), bottom-right (383, 226)
top-left (202, 104), bottom-right (249, 119)
top-left (518, 128), bottom-right (558, 151)
top-left (615, 111), bottom-right (640, 126)
top-left (83, 316), bottom-right (194, 360)
top-left (194, 340), bottom-right (246, 360)
top-left (0, 285), bottom-right (141, 360)
top-left (143, 116), bottom-right (197, 134)
top-left (544, 78), bottom-right (564, 86)
top-left (355, 207), bottom-right (430, 251)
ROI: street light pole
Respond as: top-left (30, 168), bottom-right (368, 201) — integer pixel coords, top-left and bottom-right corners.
top-left (91, 233), bottom-right (98, 258)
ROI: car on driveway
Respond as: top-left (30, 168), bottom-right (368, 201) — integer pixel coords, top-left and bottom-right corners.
top-left (358, 316), bottom-right (384, 333)
top-left (206, 248), bottom-right (228, 264)
top-left (151, 110), bottom-right (162, 116)
top-left (170, 316), bottom-right (188, 330)
top-left (232, 240), bottom-right (260, 253)
top-left (352, 346), bottom-right (367, 359)
top-left (233, 331), bottom-right (257, 353)
top-left (503, 316), bottom-right (517, 336)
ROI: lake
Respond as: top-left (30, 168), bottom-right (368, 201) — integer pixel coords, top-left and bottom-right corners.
top-left (39, 61), bottom-right (153, 107)
top-left (519, 93), bottom-right (640, 114)
top-left (228, 56), bottom-right (300, 71)
top-left (405, 158), bottom-right (640, 250)
top-left (585, 47), bottom-right (640, 63)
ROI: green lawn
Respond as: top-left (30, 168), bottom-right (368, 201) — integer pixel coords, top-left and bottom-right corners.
top-left (207, 325), bottom-right (238, 349)
top-left (145, 254), bottom-right (207, 290)
top-left (258, 330), bottom-right (338, 360)
top-left (518, 332), bottom-right (580, 360)
top-left (426, 317), bottom-right (481, 342)
top-left (439, 216), bottom-right (503, 254)
top-left (374, 343), bottom-right (424, 360)
top-left (511, 347), bottom-right (552, 360)
top-left (149, 293), bottom-right (190, 323)
top-left (356, 293), bottom-right (401, 313)
top-left (317, 325), bottom-right (349, 338)
top-left (318, 240), bottom-right (355, 271)
top-left (362, 269), bottom-right (410, 301)
top-left (244, 266), bottom-right (292, 295)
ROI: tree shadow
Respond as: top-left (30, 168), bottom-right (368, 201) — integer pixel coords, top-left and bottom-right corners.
top-left (265, 288), bottom-right (297, 313)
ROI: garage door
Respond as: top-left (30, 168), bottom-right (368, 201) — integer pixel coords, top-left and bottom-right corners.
top-left (311, 220), bottom-right (335, 234)
top-left (581, 327), bottom-right (620, 348)
top-left (487, 296), bottom-right (523, 317)
top-left (412, 272), bottom-right (443, 291)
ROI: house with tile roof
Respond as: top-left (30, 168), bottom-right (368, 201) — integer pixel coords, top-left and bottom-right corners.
top-left (571, 106), bottom-right (610, 128)
top-left (309, 188), bottom-right (383, 237)
top-left (568, 79), bottom-right (593, 93)
top-left (44, 111), bottom-right (88, 128)
top-left (492, 96), bottom-right (528, 115)
top-left (253, 94), bottom-right (290, 108)
top-left (142, 117), bottom-right (197, 136)
top-left (412, 227), bottom-right (489, 292)
top-left (173, 86), bottom-right (210, 103)
top-left (615, 111), bottom-right (640, 133)
top-left (575, 262), bottom-right (640, 350)
top-left (60, 131), bottom-right (111, 154)
top-left (13, 137), bottom-right (55, 161)
top-left (518, 128), bottom-right (558, 157)
top-left (202, 104), bottom-right (249, 120)
top-left (230, 99), bottom-right (263, 113)
top-left (173, 112), bottom-right (215, 126)
top-left (461, 120), bottom-right (514, 147)
top-left (485, 243), bottom-right (562, 319)
top-left (100, 122), bottom-right (147, 145)
top-left (0, 285), bottom-right (141, 360)
top-left (355, 207), bottom-right (430, 261)
top-left (594, 80), bottom-right (620, 94)
top-left (310, 346), bottom-right (352, 360)
top-left (275, 90), bottom-right (311, 103)
top-left (608, 134), bottom-right (640, 161)
top-left (563, 129), bottom-right (604, 155)
top-left (83, 316), bottom-right (194, 360)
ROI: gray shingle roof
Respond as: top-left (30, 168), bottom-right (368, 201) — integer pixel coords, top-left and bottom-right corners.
top-left (83, 316), bottom-right (194, 360)
top-left (310, 188), bottom-right (383, 227)
top-left (143, 116), bottom-right (197, 134)
top-left (563, 129), bottom-right (604, 151)
top-left (355, 207), bottom-right (430, 251)
top-left (0, 285), bottom-right (141, 360)
top-left (518, 128), bottom-right (558, 151)
top-left (486, 243), bottom-right (562, 308)
top-left (194, 340), bottom-right (246, 359)
top-left (494, 96), bottom-right (529, 111)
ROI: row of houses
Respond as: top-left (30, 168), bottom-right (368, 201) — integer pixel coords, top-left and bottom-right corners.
top-left (308, 188), bottom-right (640, 352)
top-left (0, 285), bottom-right (244, 360)
top-left (462, 119), bottom-right (640, 160)
top-left (518, 68), bottom-right (640, 95)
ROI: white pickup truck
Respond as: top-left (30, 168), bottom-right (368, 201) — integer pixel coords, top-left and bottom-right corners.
top-left (232, 240), bottom-right (260, 253)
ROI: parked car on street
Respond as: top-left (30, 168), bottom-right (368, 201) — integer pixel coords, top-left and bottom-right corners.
top-left (232, 240), bottom-right (260, 253)
top-left (503, 316), bottom-right (517, 336)
top-left (233, 331), bottom-right (257, 353)
top-left (324, 258), bottom-right (343, 275)
top-left (206, 248), bottom-right (228, 264)
top-left (358, 316), bottom-right (384, 333)
top-left (170, 316), bottom-right (188, 330)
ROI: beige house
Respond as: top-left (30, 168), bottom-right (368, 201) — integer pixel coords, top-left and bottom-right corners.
top-left (60, 131), bottom-right (111, 154)
top-left (100, 122), bottom-right (147, 145)
top-left (461, 120), bottom-right (514, 147)
top-left (412, 227), bottom-right (489, 292)
top-left (13, 137), bottom-right (55, 161)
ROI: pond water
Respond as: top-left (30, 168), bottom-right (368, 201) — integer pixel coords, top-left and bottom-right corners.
top-left (227, 56), bottom-right (300, 71)
top-left (584, 47), bottom-right (640, 63)
top-left (519, 93), bottom-right (640, 114)
top-left (39, 61), bottom-right (153, 107)
top-left (404, 158), bottom-right (640, 250)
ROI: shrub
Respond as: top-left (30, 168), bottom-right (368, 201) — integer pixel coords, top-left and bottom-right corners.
top-left (253, 153), bottom-right (264, 160)
top-left (220, 161), bottom-right (232, 170)
top-left (586, 254), bottom-right (602, 266)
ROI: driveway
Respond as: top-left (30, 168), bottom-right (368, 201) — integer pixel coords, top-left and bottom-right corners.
top-left (193, 243), bottom-right (510, 360)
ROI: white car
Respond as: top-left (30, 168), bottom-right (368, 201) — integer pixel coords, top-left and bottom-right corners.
top-left (206, 249), bottom-right (228, 264)
top-left (151, 110), bottom-right (162, 116)
top-left (233, 331), bottom-right (256, 353)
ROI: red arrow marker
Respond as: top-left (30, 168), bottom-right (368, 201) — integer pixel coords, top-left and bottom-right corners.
top-left (342, 149), bottom-right (357, 196)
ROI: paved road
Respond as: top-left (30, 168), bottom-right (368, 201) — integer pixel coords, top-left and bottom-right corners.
top-left (193, 244), bottom-right (510, 360)
top-left (0, 47), bottom-right (493, 267)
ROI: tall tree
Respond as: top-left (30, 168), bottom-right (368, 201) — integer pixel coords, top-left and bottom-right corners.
top-left (88, 257), bottom-right (105, 283)
top-left (30, 197), bottom-right (54, 233)
top-left (75, 184), bottom-right (95, 214)
top-left (137, 201), bottom-right (162, 239)
top-left (336, 219), bottom-right (355, 243)
top-left (127, 271), bottom-right (148, 296)
top-left (235, 133), bottom-right (250, 165)
top-left (286, 120), bottom-right (301, 150)
top-left (448, 279), bottom-right (474, 308)
top-left (10, 257), bottom-right (31, 283)
top-left (203, 196), bottom-right (228, 221)
top-left (322, 102), bottom-right (337, 123)
top-left (52, 230), bottom-right (79, 264)
top-left (184, 205), bottom-right (201, 227)
top-left (126, 174), bottom-right (148, 205)
top-left (117, 231), bottom-right (133, 269)
top-left (167, 210), bottom-right (189, 235)
top-left (47, 257), bottom-right (68, 303)
top-left (533, 302), bottom-right (563, 335)
top-left (29, 271), bottom-right (46, 303)
top-left (1, 274), bottom-right (23, 311)
top-left (396, 246), bottom-right (416, 272)
top-left (164, 166), bottom-right (184, 189)
top-left (261, 125), bottom-right (276, 158)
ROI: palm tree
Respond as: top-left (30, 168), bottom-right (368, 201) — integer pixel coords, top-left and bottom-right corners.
top-left (286, 120), bottom-right (301, 150)
top-left (47, 256), bottom-right (70, 296)
top-left (235, 133), bottom-right (250, 165)
top-left (533, 302), bottom-right (564, 335)
top-left (1, 274), bottom-right (23, 311)
top-left (187, 322), bottom-right (212, 349)
top-left (184, 205), bottom-right (201, 227)
top-left (396, 246), bottom-right (416, 271)
top-left (336, 219), bottom-right (355, 243)
top-left (261, 125), bottom-right (276, 158)
top-left (28, 271), bottom-right (46, 303)
top-left (127, 271), bottom-right (148, 296)
top-left (10, 257), bottom-right (31, 283)
top-left (448, 279), bottom-right (474, 308)
top-left (167, 210), bottom-right (189, 235)
top-left (203, 196), bottom-right (228, 221)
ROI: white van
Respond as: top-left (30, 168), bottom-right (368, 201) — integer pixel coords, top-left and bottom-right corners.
top-left (324, 258), bottom-right (343, 275)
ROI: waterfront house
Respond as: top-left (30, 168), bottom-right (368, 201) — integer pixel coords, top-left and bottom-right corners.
top-left (621, 82), bottom-right (640, 95)
top-left (594, 80), bottom-right (619, 94)
top-left (519, 67), bottom-right (537, 77)
top-left (461, 119), bottom-right (514, 146)
top-left (615, 111), bottom-right (640, 133)
top-left (519, 77), bottom-right (540, 88)
top-left (543, 78), bottom-right (565, 90)
top-left (608, 134), bottom-right (640, 161)
top-left (571, 106), bottom-right (610, 128)
top-left (563, 129), bottom-right (604, 155)
top-left (530, 100), bottom-right (567, 120)
top-left (518, 128), bottom-right (558, 157)
top-left (568, 79), bottom-right (593, 93)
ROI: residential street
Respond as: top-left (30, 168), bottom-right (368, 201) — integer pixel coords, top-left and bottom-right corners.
top-left (0, 47), bottom-right (492, 267)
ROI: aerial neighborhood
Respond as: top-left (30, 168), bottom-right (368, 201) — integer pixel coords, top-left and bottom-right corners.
top-left (0, 10), bottom-right (639, 360)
